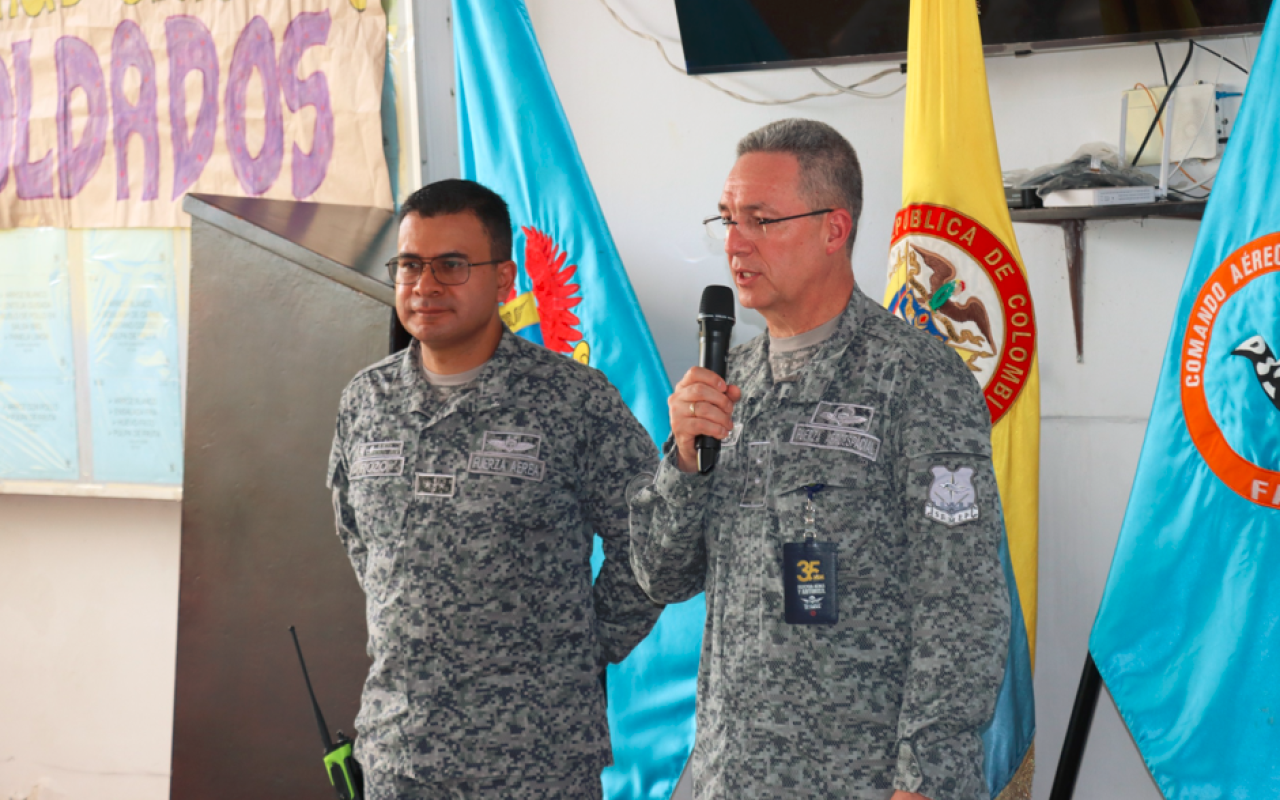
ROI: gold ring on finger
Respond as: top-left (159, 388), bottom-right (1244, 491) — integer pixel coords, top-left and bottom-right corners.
top-left (689, 401), bottom-right (697, 418)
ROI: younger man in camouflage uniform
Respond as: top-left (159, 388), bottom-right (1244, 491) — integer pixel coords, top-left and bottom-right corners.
top-left (329, 179), bottom-right (663, 799)
top-left (630, 120), bottom-right (1010, 799)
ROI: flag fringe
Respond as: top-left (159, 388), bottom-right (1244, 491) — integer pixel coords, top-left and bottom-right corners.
top-left (995, 741), bottom-right (1034, 800)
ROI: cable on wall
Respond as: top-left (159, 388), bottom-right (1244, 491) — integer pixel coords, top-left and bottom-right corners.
top-left (1130, 42), bottom-right (1195, 167)
top-left (1190, 41), bottom-right (1248, 74)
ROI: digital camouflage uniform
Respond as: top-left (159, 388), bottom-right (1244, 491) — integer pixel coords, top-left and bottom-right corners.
top-left (630, 287), bottom-right (1011, 800)
top-left (328, 329), bottom-right (663, 791)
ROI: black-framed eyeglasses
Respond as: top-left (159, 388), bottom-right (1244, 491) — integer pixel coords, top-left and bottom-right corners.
top-left (702, 208), bottom-right (833, 241)
top-left (385, 256), bottom-right (503, 286)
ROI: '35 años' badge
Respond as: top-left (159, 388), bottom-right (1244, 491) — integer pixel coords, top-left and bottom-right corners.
top-left (783, 485), bottom-right (838, 624)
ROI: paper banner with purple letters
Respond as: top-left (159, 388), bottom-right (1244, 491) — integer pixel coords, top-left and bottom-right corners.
top-left (0, 0), bottom-right (392, 228)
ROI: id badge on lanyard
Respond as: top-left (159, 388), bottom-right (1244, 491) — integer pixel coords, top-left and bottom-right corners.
top-left (782, 484), bottom-right (838, 625)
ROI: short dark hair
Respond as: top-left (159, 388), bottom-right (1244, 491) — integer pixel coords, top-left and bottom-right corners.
top-left (736, 119), bottom-right (863, 255)
top-left (399, 179), bottom-right (513, 262)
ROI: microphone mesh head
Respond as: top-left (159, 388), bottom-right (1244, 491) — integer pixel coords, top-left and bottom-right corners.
top-left (698, 285), bottom-right (736, 320)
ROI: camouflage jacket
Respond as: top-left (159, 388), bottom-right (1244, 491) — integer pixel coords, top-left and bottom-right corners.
top-left (328, 330), bottom-right (662, 782)
top-left (630, 287), bottom-right (1010, 800)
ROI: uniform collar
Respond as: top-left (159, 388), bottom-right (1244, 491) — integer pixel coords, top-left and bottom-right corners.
top-left (401, 327), bottom-right (532, 420)
top-left (737, 287), bottom-right (867, 405)
top-left (792, 287), bottom-right (867, 403)
top-left (734, 336), bottom-right (771, 403)
top-left (471, 328), bottom-right (528, 406)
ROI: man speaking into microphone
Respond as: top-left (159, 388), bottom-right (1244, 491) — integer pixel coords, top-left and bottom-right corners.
top-left (629, 119), bottom-right (1010, 800)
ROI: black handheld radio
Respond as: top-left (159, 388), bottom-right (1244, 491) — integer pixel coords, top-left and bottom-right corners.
top-left (288, 626), bottom-right (365, 800)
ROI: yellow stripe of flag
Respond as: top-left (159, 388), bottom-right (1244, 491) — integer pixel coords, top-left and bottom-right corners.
top-left (886, 0), bottom-right (1040, 664)
top-left (886, 6), bottom-right (1040, 796)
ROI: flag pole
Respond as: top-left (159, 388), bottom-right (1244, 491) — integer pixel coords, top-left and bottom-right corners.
top-left (1048, 654), bottom-right (1103, 800)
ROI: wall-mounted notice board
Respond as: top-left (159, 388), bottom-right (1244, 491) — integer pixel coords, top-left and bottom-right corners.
top-left (0, 228), bottom-right (189, 499)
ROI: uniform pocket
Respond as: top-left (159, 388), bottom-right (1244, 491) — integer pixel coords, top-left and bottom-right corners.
top-left (349, 476), bottom-right (411, 550)
top-left (770, 451), bottom-right (878, 553)
top-left (766, 451), bottom-right (908, 660)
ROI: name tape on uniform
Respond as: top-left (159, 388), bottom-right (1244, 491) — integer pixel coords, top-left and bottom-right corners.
top-left (468, 452), bottom-right (546, 482)
top-left (790, 425), bottom-right (880, 461)
top-left (350, 456), bottom-right (405, 479)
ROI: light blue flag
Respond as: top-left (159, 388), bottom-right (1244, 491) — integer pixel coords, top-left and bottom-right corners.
top-left (454, 2), bottom-right (700, 797)
top-left (1089, 22), bottom-right (1280, 800)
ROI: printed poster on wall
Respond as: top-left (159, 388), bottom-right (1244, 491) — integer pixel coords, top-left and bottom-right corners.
top-left (0, 228), bottom-right (79, 480)
top-left (83, 229), bottom-right (182, 484)
top-left (0, 0), bottom-right (392, 229)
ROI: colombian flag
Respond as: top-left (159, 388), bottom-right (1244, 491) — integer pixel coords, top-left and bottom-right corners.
top-left (883, 1), bottom-right (1038, 797)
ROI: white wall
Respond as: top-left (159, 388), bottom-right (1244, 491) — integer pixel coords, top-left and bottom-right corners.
top-left (0, 3), bottom-right (1258, 798)
top-left (0, 495), bottom-right (180, 800)
top-left (524, 2), bottom-right (1255, 798)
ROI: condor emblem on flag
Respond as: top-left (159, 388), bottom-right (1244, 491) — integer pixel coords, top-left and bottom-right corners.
top-left (499, 226), bottom-right (592, 367)
top-left (1180, 231), bottom-right (1280, 508)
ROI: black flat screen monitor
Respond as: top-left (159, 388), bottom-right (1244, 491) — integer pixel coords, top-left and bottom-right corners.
top-left (674, 0), bottom-right (1271, 74)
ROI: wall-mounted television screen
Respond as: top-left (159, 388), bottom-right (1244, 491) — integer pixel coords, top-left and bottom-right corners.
top-left (673, 0), bottom-right (1271, 74)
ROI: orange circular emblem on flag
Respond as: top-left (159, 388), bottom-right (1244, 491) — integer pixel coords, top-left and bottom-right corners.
top-left (888, 203), bottom-right (1036, 424)
top-left (1180, 231), bottom-right (1280, 509)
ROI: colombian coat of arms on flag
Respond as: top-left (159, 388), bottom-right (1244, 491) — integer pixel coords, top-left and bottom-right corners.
top-left (884, 1), bottom-right (1038, 798)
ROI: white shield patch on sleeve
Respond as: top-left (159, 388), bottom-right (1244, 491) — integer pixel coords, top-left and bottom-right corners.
top-left (924, 466), bottom-right (980, 526)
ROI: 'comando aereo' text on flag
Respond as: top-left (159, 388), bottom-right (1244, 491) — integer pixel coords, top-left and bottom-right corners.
top-left (1089, 20), bottom-right (1280, 800)
top-left (884, 1), bottom-right (1038, 797)
top-left (453, 1), bottom-right (700, 798)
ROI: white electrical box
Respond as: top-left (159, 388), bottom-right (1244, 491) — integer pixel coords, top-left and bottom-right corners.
top-left (1043, 186), bottom-right (1157, 208)
top-left (1122, 83), bottom-right (1219, 166)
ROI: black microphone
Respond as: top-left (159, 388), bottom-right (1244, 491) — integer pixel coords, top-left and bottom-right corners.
top-left (696, 285), bottom-right (736, 475)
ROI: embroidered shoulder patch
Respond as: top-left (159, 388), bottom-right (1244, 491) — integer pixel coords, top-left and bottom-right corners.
top-left (790, 402), bottom-right (880, 461)
top-left (925, 466), bottom-right (980, 526)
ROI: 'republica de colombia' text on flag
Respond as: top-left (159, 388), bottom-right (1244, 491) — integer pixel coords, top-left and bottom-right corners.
top-left (1089, 14), bottom-right (1280, 799)
top-left (883, 0), bottom-right (1038, 797)
top-left (453, 1), bottom-right (700, 798)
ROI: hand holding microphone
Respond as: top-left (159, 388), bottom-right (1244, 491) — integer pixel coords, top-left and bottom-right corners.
top-left (670, 286), bottom-right (739, 475)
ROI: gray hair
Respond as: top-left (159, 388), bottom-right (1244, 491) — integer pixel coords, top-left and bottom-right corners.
top-left (736, 119), bottom-right (863, 254)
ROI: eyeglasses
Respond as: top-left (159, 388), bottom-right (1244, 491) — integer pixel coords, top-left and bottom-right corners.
top-left (385, 256), bottom-right (502, 286)
top-left (702, 208), bottom-right (833, 241)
